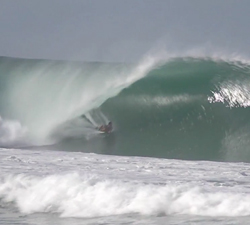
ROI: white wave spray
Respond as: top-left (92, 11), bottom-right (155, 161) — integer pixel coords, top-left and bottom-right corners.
top-left (1, 173), bottom-right (250, 217)
top-left (0, 116), bottom-right (27, 146)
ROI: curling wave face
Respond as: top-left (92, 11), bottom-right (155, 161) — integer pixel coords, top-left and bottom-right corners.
top-left (1, 54), bottom-right (250, 161)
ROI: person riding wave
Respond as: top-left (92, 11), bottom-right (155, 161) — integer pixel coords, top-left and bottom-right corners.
top-left (98, 121), bottom-right (113, 133)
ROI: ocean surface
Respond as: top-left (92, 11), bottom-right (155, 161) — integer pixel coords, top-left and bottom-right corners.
top-left (1, 54), bottom-right (250, 224)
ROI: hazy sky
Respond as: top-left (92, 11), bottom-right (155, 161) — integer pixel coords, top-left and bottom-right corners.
top-left (1, 0), bottom-right (250, 62)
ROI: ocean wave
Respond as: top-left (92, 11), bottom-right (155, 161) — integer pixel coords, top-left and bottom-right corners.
top-left (1, 54), bottom-right (250, 161)
top-left (1, 173), bottom-right (250, 217)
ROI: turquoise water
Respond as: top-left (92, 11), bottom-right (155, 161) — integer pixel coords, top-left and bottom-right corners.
top-left (1, 56), bottom-right (250, 162)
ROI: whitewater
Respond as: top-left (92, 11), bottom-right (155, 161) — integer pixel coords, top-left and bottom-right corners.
top-left (1, 148), bottom-right (250, 224)
top-left (1, 51), bottom-right (250, 224)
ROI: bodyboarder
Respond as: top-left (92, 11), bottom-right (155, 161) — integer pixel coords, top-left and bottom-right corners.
top-left (97, 121), bottom-right (113, 133)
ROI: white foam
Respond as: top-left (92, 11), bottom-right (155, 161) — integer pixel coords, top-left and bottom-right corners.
top-left (0, 116), bottom-right (27, 146)
top-left (1, 148), bottom-right (250, 218)
top-left (1, 173), bottom-right (250, 217)
top-left (208, 80), bottom-right (250, 108)
top-left (129, 94), bottom-right (201, 107)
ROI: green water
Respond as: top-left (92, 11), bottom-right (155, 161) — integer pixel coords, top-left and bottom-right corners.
top-left (1, 56), bottom-right (250, 162)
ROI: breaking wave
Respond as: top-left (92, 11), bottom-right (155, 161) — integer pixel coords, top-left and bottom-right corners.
top-left (1, 52), bottom-right (250, 162)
